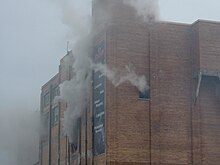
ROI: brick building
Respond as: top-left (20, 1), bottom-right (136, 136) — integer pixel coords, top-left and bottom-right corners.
top-left (39, 52), bottom-right (74, 165)
top-left (39, 0), bottom-right (220, 165)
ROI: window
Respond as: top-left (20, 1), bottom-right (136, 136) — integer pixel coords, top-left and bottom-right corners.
top-left (70, 118), bottom-right (81, 154)
top-left (43, 93), bottom-right (50, 107)
top-left (51, 106), bottom-right (59, 126)
top-left (70, 143), bottom-right (77, 153)
top-left (139, 88), bottom-right (150, 100)
top-left (52, 86), bottom-right (60, 100)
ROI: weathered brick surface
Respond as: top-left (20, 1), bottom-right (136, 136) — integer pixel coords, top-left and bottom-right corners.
top-left (40, 53), bottom-right (73, 165)
top-left (105, 22), bottom-right (150, 164)
top-left (150, 23), bottom-right (192, 165)
top-left (193, 77), bottom-right (220, 165)
top-left (104, 20), bottom-right (220, 165)
top-left (41, 145), bottom-right (49, 165)
top-left (94, 154), bottom-right (106, 165)
top-left (59, 136), bottom-right (67, 163)
top-left (198, 21), bottom-right (220, 72)
top-left (51, 137), bottom-right (58, 165)
top-left (39, 1), bottom-right (220, 164)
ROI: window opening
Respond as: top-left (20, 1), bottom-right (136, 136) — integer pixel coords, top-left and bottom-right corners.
top-left (139, 88), bottom-right (150, 100)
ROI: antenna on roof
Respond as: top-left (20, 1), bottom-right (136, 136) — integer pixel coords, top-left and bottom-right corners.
top-left (67, 41), bottom-right (69, 54)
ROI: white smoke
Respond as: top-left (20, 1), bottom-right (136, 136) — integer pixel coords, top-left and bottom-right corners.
top-left (57, 0), bottom-right (92, 143)
top-left (93, 63), bottom-right (148, 92)
top-left (57, 0), bottom-right (149, 143)
top-left (54, 0), bottom-right (92, 43)
top-left (60, 47), bottom-right (92, 143)
top-left (123, 0), bottom-right (160, 22)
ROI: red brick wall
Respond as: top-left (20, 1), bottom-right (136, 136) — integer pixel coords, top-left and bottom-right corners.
top-left (40, 53), bottom-right (73, 165)
top-left (105, 22), bottom-right (150, 164)
top-left (193, 76), bottom-right (220, 165)
top-left (92, 1), bottom-right (220, 165)
top-left (198, 21), bottom-right (220, 72)
top-left (191, 22), bottom-right (200, 76)
top-left (150, 23), bottom-right (192, 165)
top-left (40, 14), bottom-right (220, 165)
top-left (104, 21), bottom-right (194, 165)
top-left (41, 146), bottom-right (49, 165)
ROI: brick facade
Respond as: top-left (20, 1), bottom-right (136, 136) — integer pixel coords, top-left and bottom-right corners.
top-left (40, 53), bottom-right (73, 165)
top-left (39, 1), bottom-right (220, 164)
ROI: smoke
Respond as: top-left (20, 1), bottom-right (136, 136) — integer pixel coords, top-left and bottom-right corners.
top-left (59, 50), bottom-right (92, 143)
top-left (123, 0), bottom-right (160, 22)
top-left (93, 63), bottom-right (148, 92)
top-left (59, 0), bottom-right (92, 42)
top-left (56, 0), bottom-right (92, 143)
top-left (59, 59), bottom-right (91, 144)
top-left (0, 107), bottom-right (40, 165)
top-left (58, 0), bottom-right (149, 143)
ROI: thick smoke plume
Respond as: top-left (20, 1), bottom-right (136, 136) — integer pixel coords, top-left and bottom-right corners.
top-left (60, 0), bottom-right (91, 40)
top-left (123, 0), bottom-right (159, 22)
top-left (57, 0), bottom-right (92, 143)
top-left (58, 0), bottom-right (149, 143)
top-left (59, 44), bottom-right (92, 143)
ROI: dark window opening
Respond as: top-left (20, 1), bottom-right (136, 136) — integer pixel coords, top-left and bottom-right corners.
top-left (70, 143), bottom-right (77, 153)
top-left (139, 88), bottom-right (150, 100)
top-left (70, 118), bottom-right (81, 154)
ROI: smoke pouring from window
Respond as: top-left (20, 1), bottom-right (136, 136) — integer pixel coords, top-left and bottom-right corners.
top-left (57, 0), bottom-right (157, 143)
top-left (92, 63), bottom-right (149, 92)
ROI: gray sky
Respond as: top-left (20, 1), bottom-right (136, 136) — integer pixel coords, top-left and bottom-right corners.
top-left (0, 0), bottom-right (69, 111)
top-left (0, 0), bottom-right (220, 111)
top-left (0, 0), bottom-right (219, 164)
top-left (160, 0), bottom-right (220, 23)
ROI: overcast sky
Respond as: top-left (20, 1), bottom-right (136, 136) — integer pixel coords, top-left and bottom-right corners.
top-left (160, 0), bottom-right (220, 23)
top-left (0, 0), bottom-right (219, 111)
top-left (0, 0), bottom-right (219, 164)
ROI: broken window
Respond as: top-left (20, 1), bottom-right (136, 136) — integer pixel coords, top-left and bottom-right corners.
top-left (139, 88), bottom-right (150, 100)
top-left (70, 143), bottom-right (77, 153)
